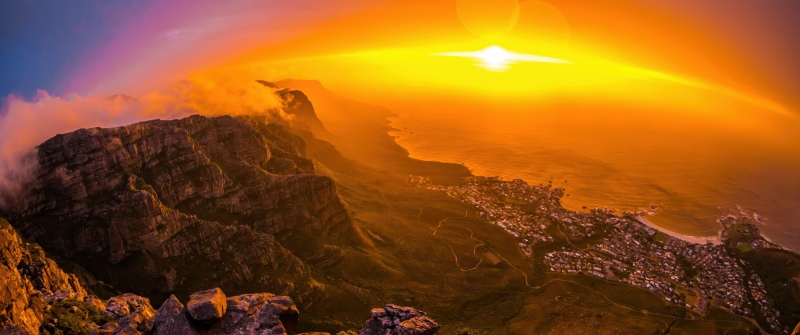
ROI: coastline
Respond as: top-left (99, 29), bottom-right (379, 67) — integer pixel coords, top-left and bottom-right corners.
top-left (385, 105), bottom-right (800, 253)
top-left (386, 114), bottom-right (724, 245)
top-left (635, 215), bottom-right (722, 245)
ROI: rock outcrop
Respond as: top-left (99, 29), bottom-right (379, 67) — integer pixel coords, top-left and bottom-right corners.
top-left (151, 288), bottom-right (299, 335)
top-left (0, 114), bottom-right (352, 304)
top-left (99, 294), bottom-right (157, 335)
top-left (360, 305), bottom-right (440, 335)
top-left (0, 218), bottom-right (89, 334)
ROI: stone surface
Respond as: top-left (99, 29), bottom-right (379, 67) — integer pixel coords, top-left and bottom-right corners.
top-left (0, 114), bottom-right (352, 305)
top-left (90, 322), bottom-right (118, 335)
top-left (360, 305), bottom-right (439, 335)
top-left (106, 294), bottom-right (155, 318)
top-left (102, 294), bottom-right (156, 335)
top-left (209, 292), bottom-right (298, 335)
top-left (0, 218), bottom-right (87, 334)
top-left (150, 289), bottom-right (301, 335)
top-left (188, 288), bottom-right (227, 321)
top-left (151, 295), bottom-right (196, 335)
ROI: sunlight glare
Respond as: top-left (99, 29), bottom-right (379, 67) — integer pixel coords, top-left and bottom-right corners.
top-left (479, 46), bottom-right (510, 70)
top-left (434, 45), bottom-right (572, 71)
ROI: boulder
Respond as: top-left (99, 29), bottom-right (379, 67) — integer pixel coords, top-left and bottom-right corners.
top-left (152, 295), bottom-right (196, 335)
top-left (188, 288), bottom-right (227, 321)
top-left (207, 293), bottom-right (299, 335)
top-left (394, 317), bottom-right (439, 335)
top-left (360, 305), bottom-right (439, 335)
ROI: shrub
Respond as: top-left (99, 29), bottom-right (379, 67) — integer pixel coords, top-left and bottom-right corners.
top-left (39, 299), bottom-right (114, 335)
top-left (456, 328), bottom-right (487, 335)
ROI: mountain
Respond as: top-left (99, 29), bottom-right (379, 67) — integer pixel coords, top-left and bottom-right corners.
top-left (0, 114), bottom-right (354, 306)
top-left (274, 79), bottom-right (470, 182)
top-left (257, 80), bottom-right (328, 136)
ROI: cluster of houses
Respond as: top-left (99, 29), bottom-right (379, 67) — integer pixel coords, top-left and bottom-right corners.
top-left (409, 175), bottom-right (787, 334)
top-left (543, 249), bottom-right (688, 307)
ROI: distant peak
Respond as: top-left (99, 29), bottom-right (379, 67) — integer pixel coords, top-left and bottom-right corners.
top-left (255, 80), bottom-right (279, 89)
top-left (273, 78), bottom-right (325, 90)
top-left (105, 94), bottom-right (137, 102)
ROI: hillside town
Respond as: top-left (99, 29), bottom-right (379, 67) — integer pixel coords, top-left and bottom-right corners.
top-left (410, 175), bottom-right (788, 334)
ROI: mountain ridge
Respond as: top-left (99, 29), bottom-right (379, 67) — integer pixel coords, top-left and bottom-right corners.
top-left (0, 114), bottom-right (352, 307)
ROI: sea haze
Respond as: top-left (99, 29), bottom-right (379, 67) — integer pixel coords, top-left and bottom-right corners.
top-left (387, 87), bottom-right (800, 251)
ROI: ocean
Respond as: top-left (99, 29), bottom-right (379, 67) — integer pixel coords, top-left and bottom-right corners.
top-left (386, 95), bottom-right (800, 251)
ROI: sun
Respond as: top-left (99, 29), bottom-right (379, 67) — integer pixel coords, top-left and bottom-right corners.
top-left (477, 46), bottom-right (512, 69)
top-left (434, 45), bottom-right (571, 71)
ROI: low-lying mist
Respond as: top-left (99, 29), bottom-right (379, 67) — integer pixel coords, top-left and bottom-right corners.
top-left (0, 76), bottom-right (287, 201)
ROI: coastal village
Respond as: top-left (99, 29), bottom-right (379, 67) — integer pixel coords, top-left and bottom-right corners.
top-left (409, 175), bottom-right (788, 334)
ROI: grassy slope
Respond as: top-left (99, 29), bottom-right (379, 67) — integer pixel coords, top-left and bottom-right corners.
top-left (292, 162), bottom-right (759, 334)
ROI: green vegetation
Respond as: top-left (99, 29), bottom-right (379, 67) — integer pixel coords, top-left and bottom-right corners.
top-left (39, 299), bottom-right (114, 335)
top-left (653, 232), bottom-right (669, 243)
top-left (737, 248), bottom-right (800, 330)
top-left (736, 243), bottom-right (752, 253)
top-left (719, 220), bottom-right (800, 328)
top-left (455, 327), bottom-right (487, 335)
top-left (501, 197), bottom-right (527, 206)
top-left (610, 266), bottom-right (630, 279)
top-left (678, 257), bottom-right (698, 279)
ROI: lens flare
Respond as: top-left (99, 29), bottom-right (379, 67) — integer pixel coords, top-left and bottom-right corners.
top-left (433, 45), bottom-right (572, 71)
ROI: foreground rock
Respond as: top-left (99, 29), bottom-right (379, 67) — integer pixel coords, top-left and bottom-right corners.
top-left (151, 289), bottom-right (299, 335)
top-left (1, 216), bottom-right (306, 335)
top-left (360, 304), bottom-right (440, 335)
top-left (0, 218), bottom-right (89, 334)
top-left (187, 288), bottom-right (227, 321)
top-left (102, 294), bottom-right (157, 334)
top-left (150, 295), bottom-right (195, 335)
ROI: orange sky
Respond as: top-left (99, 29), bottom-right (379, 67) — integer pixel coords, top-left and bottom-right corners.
top-left (55, 0), bottom-right (798, 118)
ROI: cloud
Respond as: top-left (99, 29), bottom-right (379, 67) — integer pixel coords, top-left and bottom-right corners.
top-left (0, 75), bottom-right (286, 202)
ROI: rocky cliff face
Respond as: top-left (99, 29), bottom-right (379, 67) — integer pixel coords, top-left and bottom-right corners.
top-left (0, 217), bottom-right (93, 334)
top-left (0, 114), bottom-right (351, 305)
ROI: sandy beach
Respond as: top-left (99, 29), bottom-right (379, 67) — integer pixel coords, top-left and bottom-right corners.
top-left (636, 215), bottom-right (721, 245)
